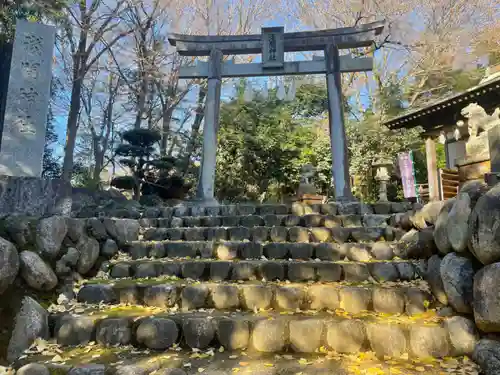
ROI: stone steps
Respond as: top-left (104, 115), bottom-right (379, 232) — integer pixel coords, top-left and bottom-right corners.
top-left (105, 259), bottom-right (423, 282)
top-left (15, 344), bottom-right (479, 375)
top-left (141, 214), bottom-right (393, 229)
top-left (140, 226), bottom-right (400, 243)
top-left (76, 279), bottom-right (432, 315)
top-left (124, 239), bottom-right (403, 261)
top-left (49, 310), bottom-right (464, 359)
top-left (140, 201), bottom-right (410, 218)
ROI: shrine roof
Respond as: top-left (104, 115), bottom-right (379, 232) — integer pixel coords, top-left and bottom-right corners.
top-left (384, 76), bottom-right (500, 132)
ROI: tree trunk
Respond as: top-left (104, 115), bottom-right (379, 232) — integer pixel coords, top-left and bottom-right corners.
top-left (134, 73), bottom-right (148, 129)
top-left (92, 150), bottom-right (104, 188)
top-left (134, 31), bottom-right (149, 129)
top-left (61, 77), bottom-right (83, 181)
top-left (182, 87), bottom-right (206, 174)
top-left (133, 178), bottom-right (141, 201)
top-left (160, 105), bottom-right (173, 156)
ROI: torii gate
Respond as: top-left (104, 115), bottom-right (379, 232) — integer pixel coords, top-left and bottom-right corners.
top-left (168, 21), bottom-right (385, 203)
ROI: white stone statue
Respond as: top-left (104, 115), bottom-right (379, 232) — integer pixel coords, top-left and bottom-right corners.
top-left (458, 103), bottom-right (500, 138)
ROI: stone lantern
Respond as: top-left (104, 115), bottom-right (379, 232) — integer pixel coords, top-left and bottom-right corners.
top-left (372, 158), bottom-right (393, 202)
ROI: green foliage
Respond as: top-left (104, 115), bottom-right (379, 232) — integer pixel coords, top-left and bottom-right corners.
top-left (215, 83), bottom-right (332, 202)
top-left (112, 128), bottom-right (187, 200)
top-left (71, 163), bottom-right (99, 189)
top-left (0, 0), bottom-right (67, 42)
top-left (345, 119), bottom-right (422, 201)
top-left (215, 75), bottom-right (453, 203)
top-left (412, 143), bottom-right (446, 184)
top-left (122, 128), bottom-right (161, 147)
top-left (287, 83), bottom-right (328, 118)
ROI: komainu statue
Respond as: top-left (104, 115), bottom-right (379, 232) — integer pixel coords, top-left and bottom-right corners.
top-left (458, 103), bottom-right (500, 138)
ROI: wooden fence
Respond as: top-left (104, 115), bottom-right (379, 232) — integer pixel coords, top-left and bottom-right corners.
top-left (417, 167), bottom-right (459, 203)
top-left (439, 168), bottom-right (460, 200)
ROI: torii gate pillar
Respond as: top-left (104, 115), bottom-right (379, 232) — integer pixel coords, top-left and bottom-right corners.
top-left (197, 49), bottom-right (223, 202)
top-left (325, 44), bottom-right (353, 200)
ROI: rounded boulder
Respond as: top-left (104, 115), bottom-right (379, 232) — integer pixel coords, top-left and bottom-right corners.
top-left (19, 251), bottom-right (58, 291)
top-left (35, 216), bottom-right (67, 259)
top-left (433, 198), bottom-right (455, 255)
top-left (469, 183), bottom-right (500, 265)
top-left (473, 263), bottom-right (500, 332)
top-left (447, 193), bottom-right (472, 253)
top-left (0, 236), bottom-right (19, 294)
top-left (136, 318), bottom-right (178, 349)
top-left (440, 252), bottom-right (475, 313)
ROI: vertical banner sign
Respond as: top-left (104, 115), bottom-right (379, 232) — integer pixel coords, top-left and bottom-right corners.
top-left (398, 151), bottom-right (417, 198)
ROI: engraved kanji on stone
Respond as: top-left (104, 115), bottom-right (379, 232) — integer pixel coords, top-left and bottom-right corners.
top-left (268, 34), bottom-right (277, 61)
top-left (19, 87), bottom-right (39, 104)
top-left (21, 61), bottom-right (40, 79)
top-left (22, 33), bottom-right (44, 56)
top-left (13, 114), bottom-right (36, 135)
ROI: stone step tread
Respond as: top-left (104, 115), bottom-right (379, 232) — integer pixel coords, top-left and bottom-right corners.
top-left (104, 258), bottom-right (424, 283)
top-left (16, 346), bottom-right (478, 375)
top-left (85, 276), bottom-right (427, 288)
top-left (142, 214), bottom-right (394, 229)
top-left (141, 201), bottom-right (410, 217)
top-left (52, 304), bottom-right (440, 322)
top-left (123, 239), bottom-right (404, 261)
top-left (48, 309), bottom-right (473, 359)
top-left (75, 278), bottom-right (432, 315)
top-left (139, 226), bottom-right (399, 243)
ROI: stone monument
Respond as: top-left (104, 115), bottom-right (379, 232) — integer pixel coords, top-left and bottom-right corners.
top-left (0, 20), bottom-right (56, 177)
top-left (0, 21), bottom-right (71, 217)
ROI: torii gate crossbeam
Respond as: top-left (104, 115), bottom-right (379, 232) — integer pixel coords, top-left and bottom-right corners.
top-left (168, 21), bottom-right (385, 203)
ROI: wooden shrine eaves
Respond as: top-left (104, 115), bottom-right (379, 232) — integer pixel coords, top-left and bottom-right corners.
top-left (168, 20), bottom-right (385, 56)
top-left (383, 76), bottom-right (500, 132)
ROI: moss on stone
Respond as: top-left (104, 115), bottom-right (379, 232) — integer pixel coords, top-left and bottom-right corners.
top-left (47, 365), bottom-right (70, 375)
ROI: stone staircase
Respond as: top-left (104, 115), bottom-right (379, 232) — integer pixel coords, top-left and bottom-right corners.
top-left (13, 202), bottom-right (480, 375)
